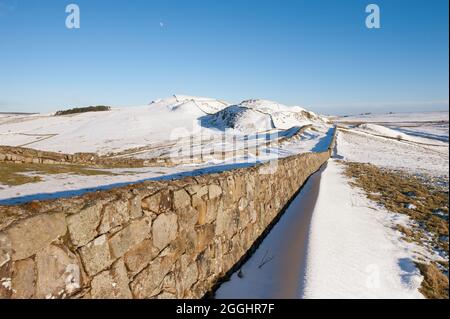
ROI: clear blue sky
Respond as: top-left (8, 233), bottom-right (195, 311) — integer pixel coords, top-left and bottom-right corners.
top-left (0, 0), bottom-right (448, 115)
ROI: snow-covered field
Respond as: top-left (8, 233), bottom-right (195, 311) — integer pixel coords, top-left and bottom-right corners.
top-left (0, 95), bottom-right (326, 155)
top-left (335, 112), bottom-right (449, 180)
top-left (336, 129), bottom-right (448, 179)
top-left (302, 160), bottom-right (425, 299)
top-left (334, 111), bottom-right (448, 124)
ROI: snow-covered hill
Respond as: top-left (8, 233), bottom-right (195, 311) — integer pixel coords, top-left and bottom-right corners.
top-left (201, 105), bottom-right (274, 132)
top-left (0, 95), bottom-right (326, 154)
top-left (150, 94), bottom-right (230, 114)
top-left (202, 99), bottom-right (327, 132)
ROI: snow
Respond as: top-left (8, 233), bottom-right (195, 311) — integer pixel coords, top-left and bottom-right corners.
top-left (239, 99), bottom-right (297, 112)
top-left (0, 105), bottom-right (203, 154)
top-left (301, 160), bottom-right (424, 299)
top-left (201, 105), bottom-right (274, 133)
top-left (387, 123), bottom-right (449, 143)
top-left (335, 111), bottom-right (449, 123)
top-left (355, 123), bottom-right (436, 144)
top-left (150, 94), bottom-right (230, 114)
top-left (336, 129), bottom-right (449, 178)
top-left (405, 203), bottom-right (417, 210)
top-left (203, 99), bottom-right (326, 133)
top-left (0, 95), bottom-right (232, 155)
top-left (0, 95), bottom-right (326, 155)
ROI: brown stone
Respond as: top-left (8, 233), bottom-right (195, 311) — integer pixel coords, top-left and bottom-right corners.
top-left (124, 239), bottom-right (159, 275)
top-left (215, 208), bottom-right (237, 237)
top-left (90, 259), bottom-right (132, 299)
top-left (98, 200), bottom-right (129, 234)
top-left (109, 217), bottom-right (152, 258)
top-left (185, 184), bottom-right (200, 196)
top-left (11, 258), bottom-right (35, 299)
top-left (208, 184), bottom-right (222, 200)
top-left (186, 184), bottom-right (208, 197)
top-left (160, 271), bottom-right (177, 297)
top-left (130, 253), bottom-right (174, 298)
top-left (195, 224), bottom-right (215, 253)
top-left (179, 254), bottom-right (198, 293)
top-left (7, 213), bottom-right (67, 260)
top-left (142, 192), bottom-right (161, 213)
top-left (152, 213), bottom-right (178, 251)
top-left (67, 203), bottom-right (102, 247)
top-left (0, 233), bottom-right (11, 267)
top-left (238, 197), bottom-right (248, 212)
top-left (129, 195), bottom-right (143, 219)
top-left (177, 205), bottom-right (198, 231)
top-left (35, 245), bottom-right (81, 298)
top-left (79, 235), bottom-right (113, 276)
top-left (0, 261), bottom-right (12, 298)
top-left (173, 189), bottom-right (191, 210)
top-left (159, 190), bottom-right (173, 212)
top-left (196, 247), bottom-right (215, 282)
top-left (192, 195), bottom-right (207, 225)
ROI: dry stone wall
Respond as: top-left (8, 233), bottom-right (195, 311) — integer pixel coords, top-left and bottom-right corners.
top-left (0, 149), bottom-right (332, 299)
top-left (0, 145), bottom-right (173, 168)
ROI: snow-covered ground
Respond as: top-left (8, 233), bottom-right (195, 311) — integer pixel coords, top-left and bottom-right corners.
top-left (302, 160), bottom-right (425, 299)
top-left (0, 95), bottom-right (326, 155)
top-left (336, 129), bottom-right (449, 179)
top-left (386, 123), bottom-right (449, 143)
top-left (334, 111), bottom-right (448, 123)
top-left (353, 123), bottom-right (445, 145)
top-left (334, 111), bottom-right (449, 180)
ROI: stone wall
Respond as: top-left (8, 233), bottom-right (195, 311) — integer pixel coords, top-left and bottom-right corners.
top-left (0, 148), bottom-right (332, 299)
top-left (0, 145), bottom-right (170, 168)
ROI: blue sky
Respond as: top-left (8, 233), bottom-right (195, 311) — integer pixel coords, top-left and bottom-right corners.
top-left (0, 0), bottom-right (448, 115)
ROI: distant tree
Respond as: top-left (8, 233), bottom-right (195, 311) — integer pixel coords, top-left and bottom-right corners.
top-left (55, 105), bottom-right (111, 116)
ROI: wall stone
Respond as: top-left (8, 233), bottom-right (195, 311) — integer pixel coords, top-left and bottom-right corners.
top-left (6, 213), bottom-right (67, 261)
top-left (0, 131), bottom-right (335, 299)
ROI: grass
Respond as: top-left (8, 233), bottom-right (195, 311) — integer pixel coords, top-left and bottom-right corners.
top-left (55, 105), bottom-right (111, 116)
top-left (344, 161), bottom-right (449, 299)
top-left (416, 262), bottom-right (449, 299)
top-left (0, 162), bottom-right (115, 186)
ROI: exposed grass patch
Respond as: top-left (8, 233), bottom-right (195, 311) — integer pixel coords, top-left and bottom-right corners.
top-left (343, 161), bottom-right (449, 299)
top-left (416, 262), bottom-right (449, 299)
top-left (0, 162), bottom-right (115, 186)
top-left (55, 105), bottom-right (111, 116)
